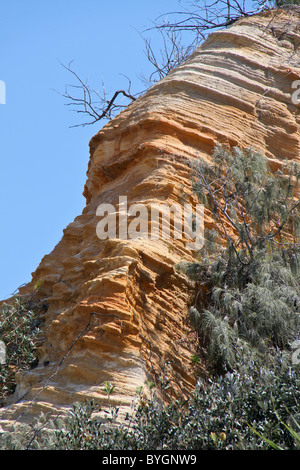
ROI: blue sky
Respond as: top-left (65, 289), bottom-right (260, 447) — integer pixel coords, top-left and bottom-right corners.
top-left (0, 0), bottom-right (193, 300)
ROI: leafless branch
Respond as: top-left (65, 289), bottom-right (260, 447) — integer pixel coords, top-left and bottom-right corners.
top-left (152, 0), bottom-right (274, 41)
top-left (139, 27), bottom-right (200, 87)
top-left (56, 60), bottom-right (141, 128)
top-left (57, 1), bottom-right (276, 128)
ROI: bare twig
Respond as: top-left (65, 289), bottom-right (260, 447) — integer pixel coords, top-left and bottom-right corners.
top-left (139, 27), bottom-right (199, 86)
top-left (57, 1), bottom-right (276, 128)
top-left (55, 61), bottom-right (140, 127)
top-left (152, 0), bottom-right (273, 41)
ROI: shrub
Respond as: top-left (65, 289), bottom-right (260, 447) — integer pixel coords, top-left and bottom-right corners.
top-left (180, 144), bottom-right (300, 373)
top-left (1, 352), bottom-right (299, 450)
top-left (0, 297), bottom-right (41, 404)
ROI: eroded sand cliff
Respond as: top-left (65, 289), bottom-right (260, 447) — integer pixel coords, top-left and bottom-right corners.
top-left (1, 8), bottom-right (300, 428)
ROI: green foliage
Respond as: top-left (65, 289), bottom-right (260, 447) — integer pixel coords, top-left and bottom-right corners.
top-left (103, 381), bottom-right (115, 398)
top-left (0, 297), bottom-right (41, 404)
top-left (192, 144), bottom-right (300, 260)
top-left (1, 353), bottom-right (299, 450)
top-left (275, 0), bottom-right (300, 6)
top-left (183, 144), bottom-right (300, 373)
top-left (249, 416), bottom-right (300, 451)
top-left (53, 401), bottom-right (123, 450)
top-left (53, 359), bottom-right (300, 450)
top-left (1, 144), bottom-right (299, 450)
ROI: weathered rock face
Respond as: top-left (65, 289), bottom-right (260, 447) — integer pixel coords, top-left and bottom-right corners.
top-left (1, 8), bottom-right (300, 427)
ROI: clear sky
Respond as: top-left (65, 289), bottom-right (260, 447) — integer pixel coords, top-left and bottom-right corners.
top-left (0, 0), bottom-right (194, 300)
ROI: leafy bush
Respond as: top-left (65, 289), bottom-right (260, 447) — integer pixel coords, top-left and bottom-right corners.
top-left (275, 0), bottom-right (300, 6)
top-left (1, 144), bottom-right (299, 450)
top-left (1, 352), bottom-right (299, 450)
top-left (56, 357), bottom-right (300, 450)
top-left (180, 144), bottom-right (300, 373)
top-left (0, 297), bottom-right (41, 404)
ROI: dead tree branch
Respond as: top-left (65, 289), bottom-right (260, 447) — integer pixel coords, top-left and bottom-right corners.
top-left (152, 0), bottom-right (274, 41)
top-left (139, 27), bottom-right (200, 86)
top-left (56, 61), bottom-right (140, 128)
top-left (57, 1), bottom-right (276, 128)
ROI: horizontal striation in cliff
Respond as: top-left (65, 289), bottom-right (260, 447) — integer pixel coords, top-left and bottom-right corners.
top-left (1, 8), bottom-right (300, 428)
